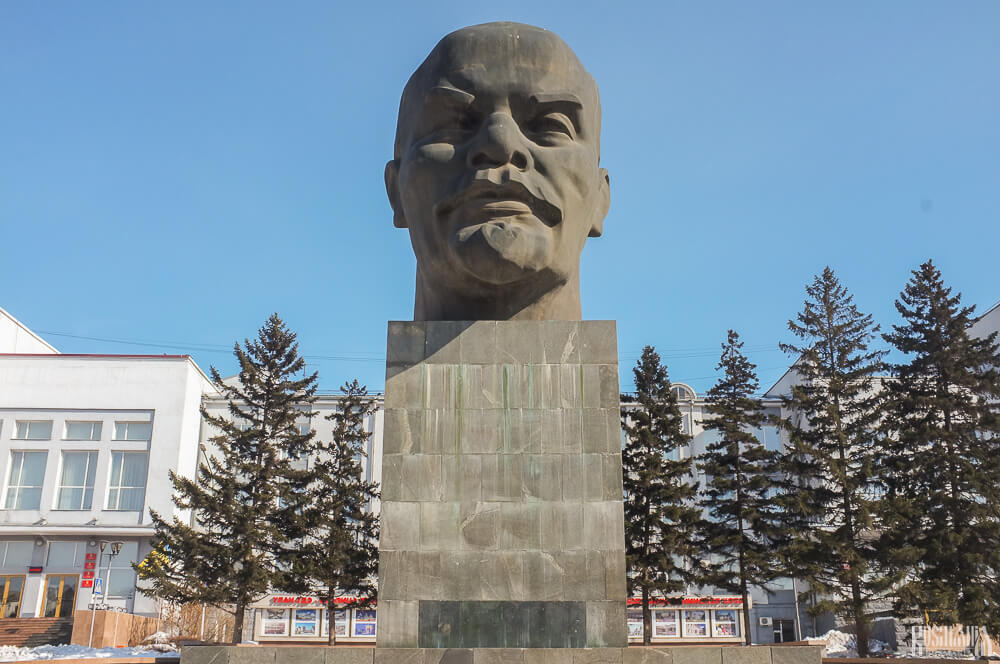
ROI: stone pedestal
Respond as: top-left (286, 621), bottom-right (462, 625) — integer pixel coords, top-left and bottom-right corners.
top-left (180, 645), bottom-right (825, 664)
top-left (377, 321), bottom-right (626, 649)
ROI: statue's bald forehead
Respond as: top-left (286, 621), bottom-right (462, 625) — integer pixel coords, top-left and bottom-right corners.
top-left (395, 22), bottom-right (600, 155)
top-left (424, 23), bottom-right (591, 81)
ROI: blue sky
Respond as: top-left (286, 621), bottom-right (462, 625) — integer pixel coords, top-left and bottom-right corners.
top-left (2, 1), bottom-right (998, 395)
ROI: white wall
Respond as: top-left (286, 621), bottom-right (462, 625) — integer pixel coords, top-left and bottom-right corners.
top-left (0, 354), bottom-right (215, 616)
top-left (0, 307), bottom-right (58, 354)
top-left (199, 392), bottom-right (385, 516)
top-left (970, 301), bottom-right (1000, 343)
top-left (0, 356), bottom-right (215, 527)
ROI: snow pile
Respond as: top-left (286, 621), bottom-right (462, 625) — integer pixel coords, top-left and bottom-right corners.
top-left (820, 629), bottom-right (856, 657)
top-left (899, 652), bottom-right (977, 660)
top-left (140, 633), bottom-right (178, 653)
top-left (0, 644), bottom-right (179, 661)
top-left (819, 629), bottom-right (891, 658)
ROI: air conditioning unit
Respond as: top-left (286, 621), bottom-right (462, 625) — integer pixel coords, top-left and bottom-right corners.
top-left (759, 617), bottom-right (773, 627)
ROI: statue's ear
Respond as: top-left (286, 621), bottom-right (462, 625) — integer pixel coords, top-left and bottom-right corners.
top-left (385, 159), bottom-right (407, 229)
top-left (588, 167), bottom-right (611, 238)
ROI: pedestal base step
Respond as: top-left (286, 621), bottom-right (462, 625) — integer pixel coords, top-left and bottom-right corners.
top-left (181, 645), bottom-right (822, 664)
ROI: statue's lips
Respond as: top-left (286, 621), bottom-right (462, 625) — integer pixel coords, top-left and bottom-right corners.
top-left (476, 200), bottom-right (532, 215)
top-left (434, 180), bottom-right (561, 227)
top-left (456, 199), bottom-right (534, 220)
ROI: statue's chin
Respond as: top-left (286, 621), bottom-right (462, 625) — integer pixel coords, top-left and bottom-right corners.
top-left (451, 220), bottom-right (552, 285)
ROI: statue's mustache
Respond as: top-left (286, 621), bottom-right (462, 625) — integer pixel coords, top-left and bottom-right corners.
top-left (434, 172), bottom-right (562, 227)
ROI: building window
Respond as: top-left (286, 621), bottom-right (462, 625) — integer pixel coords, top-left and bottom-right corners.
top-left (352, 608), bottom-right (376, 637)
top-left (653, 609), bottom-right (679, 637)
top-left (100, 541), bottom-right (138, 598)
top-left (113, 422), bottom-right (151, 441)
top-left (712, 609), bottom-right (740, 637)
top-left (292, 608), bottom-right (319, 637)
top-left (5, 451), bottom-right (47, 510)
top-left (262, 608), bottom-right (289, 636)
top-left (65, 421), bottom-right (102, 441)
top-left (107, 452), bottom-right (147, 511)
top-left (14, 421), bottom-right (53, 440)
top-left (773, 618), bottom-right (796, 643)
top-left (682, 610), bottom-right (708, 637)
top-left (672, 385), bottom-right (695, 401)
top-left (46, 541), bottom-right (83, 569)
top-left (626, 608), bottom-right (643, 639)
top-left (0, 575), bottom-right (24, 618)
top-left (57, 452), bottom-right (97, 510)
top-left (332, 609), bottom-right (348, 638)
top-left (42, 574), bottom-right (77, 618)
top-left (754, 425), bottom-right (782, 452)
top-left (769, 576), bottom-right (794, 591)
top-left (0, 541), bottom-right (33, 570)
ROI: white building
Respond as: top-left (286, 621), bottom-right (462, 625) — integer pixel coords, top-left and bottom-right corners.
top-left (199, 392), bottom-right (385, 519)
top-left (0, 342), bottom-right (216, 619)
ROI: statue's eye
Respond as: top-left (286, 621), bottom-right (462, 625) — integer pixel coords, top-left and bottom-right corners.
top-left (421, 110), bottom-right (479, 143)
top-left (456, 111), bottom-right (479, 132)
top-left (528, 112), bottom-right (574, 138)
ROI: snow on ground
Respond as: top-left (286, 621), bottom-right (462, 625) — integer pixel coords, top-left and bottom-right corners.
top-left (899, 652), bottom-right (979, 660)
top-left (820, 629), bottom-right (891, 658)
top-left (0, 645), bottom-right (178, 662)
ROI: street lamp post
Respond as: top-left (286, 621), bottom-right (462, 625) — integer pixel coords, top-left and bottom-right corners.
top-left (88, 540), bottom-right (125, 649)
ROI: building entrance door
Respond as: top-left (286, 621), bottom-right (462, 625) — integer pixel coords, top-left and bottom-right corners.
top-left (773, 619), bottom-right (796, 643)
top-left (0, 576), bottom-right (25, 618)
top-left (42, 574), bottom-right (78, 618)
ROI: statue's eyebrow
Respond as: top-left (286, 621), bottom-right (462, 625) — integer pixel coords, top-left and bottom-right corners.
top-left (529, 92), bottom-right (583, 108)
top-left (425, 85), bottom-right (476, 107)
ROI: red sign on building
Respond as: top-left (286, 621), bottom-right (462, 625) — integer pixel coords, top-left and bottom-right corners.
top-left (269, 596), bottom-right (372, 607)
top-left (626, 596), bottom-right (743, 608)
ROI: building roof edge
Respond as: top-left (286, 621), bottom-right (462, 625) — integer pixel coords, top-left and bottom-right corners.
top-left (0, 353), bottom-right (219, 394)
top-left (974, 299), bottom-right (1000, 323)
top-left (0, 306), bottom-right (59, 353)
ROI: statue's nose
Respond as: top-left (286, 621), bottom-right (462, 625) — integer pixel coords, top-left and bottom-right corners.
top-left (468, 113), bottom-right (531, 171)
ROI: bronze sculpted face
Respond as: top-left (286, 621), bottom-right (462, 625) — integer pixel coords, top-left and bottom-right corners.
top-left (385, 22), bottom-right (610, 320)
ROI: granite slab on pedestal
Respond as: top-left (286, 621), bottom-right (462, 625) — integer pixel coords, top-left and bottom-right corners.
top-left (180, 645), bottom-right (824, 664)
top-left (378, 321), bottom-right (626, 649)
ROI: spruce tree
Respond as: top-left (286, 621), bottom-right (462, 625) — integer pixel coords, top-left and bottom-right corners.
top-left (139, 314), bottom-right (317, 643)
top-left (621, 346), bottom-right (702, 645)
top-left (698, 330), bottom-right (780, 645)
top-left (776, 268), bottom-right (889, 657)
top-left (879, 260), bottom-right (1000, 634)
top-left (274, 380), bottom-right (380, 645)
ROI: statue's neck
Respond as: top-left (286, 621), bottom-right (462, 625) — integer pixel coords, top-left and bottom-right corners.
top-left (413, 270), bottom-right (582, 321)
